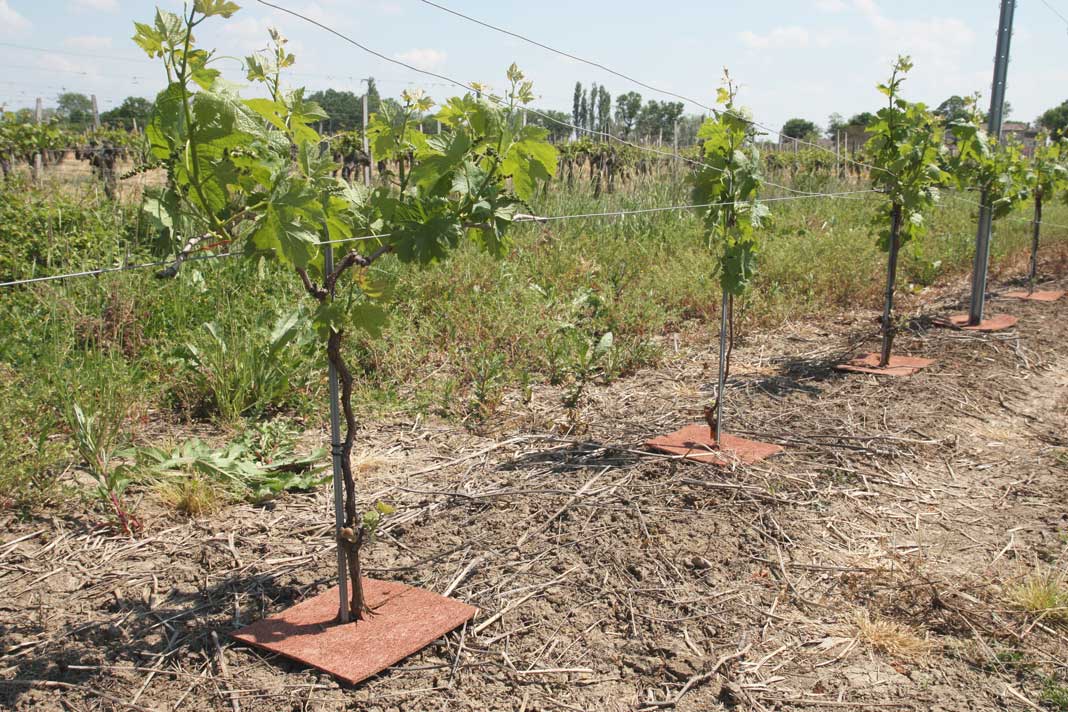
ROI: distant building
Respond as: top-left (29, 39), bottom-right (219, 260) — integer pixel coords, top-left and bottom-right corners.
top-left (1001, 120), bottom-right (1040, 155)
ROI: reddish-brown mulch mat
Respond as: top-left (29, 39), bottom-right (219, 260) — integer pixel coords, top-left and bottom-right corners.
top-left (645, 423), bottom-right (784, 464)
top-left (231, 579), bottom-right (476, 686)
top-left (937, 312), bottom-right (1019, 331)
top-left (1002, 289), bottom-right (1065, 302)
top-left (834, 352), bottom-right (935, 377)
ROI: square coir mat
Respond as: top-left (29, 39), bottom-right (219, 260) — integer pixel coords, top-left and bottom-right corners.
top-left (935, 313), bottom-right (1018, 332)
top-left (646, 423), bottom-right (783, 465)
top-left (835, 353), bottom-right (934, 377)
top-left (1003, 290), bottom-right (1064, 302)
top-left (232, 578), bottom-right (476, 686)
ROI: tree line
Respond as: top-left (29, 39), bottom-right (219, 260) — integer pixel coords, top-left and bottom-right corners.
top-left (6, 84), bottom-right (1068, 151)
top-left (782, 95), bottom-right (1068, 144)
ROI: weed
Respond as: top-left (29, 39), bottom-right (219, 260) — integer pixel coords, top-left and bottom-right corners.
top-left (4, 153), bottom-right (1068, 518)
top-left (140, 425), bottom-right (327, 504)
top-left (854, 610), bottom-right (936, 659)
top-left (467, 350), bottom-right (506, 423)
top-left (171, 309), bottom-right (316, 422)
top-left (158, 475), bottom-right (222, 516)
top-left (69, 402), bottom-right (141, 534)
top-left (1010, 570), bottom-right (1068, 625)
top-left (1043, 678), bottom-right (1068, 711)
top-left (562, 331), bottom-right (614, 414)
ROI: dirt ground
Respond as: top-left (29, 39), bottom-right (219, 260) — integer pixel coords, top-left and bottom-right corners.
top-left (2, 264), bottom-right (1068, 711)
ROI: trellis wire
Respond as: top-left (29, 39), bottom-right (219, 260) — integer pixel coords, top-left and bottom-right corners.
top-left (413, 0), bottom-right (892, 179)
top-left (1038, 0), bottom-right (1068, 31)
top-left (252, 0), bottom-right (828, 198)
top-left (0, 189), bottom-right (881, 289)
top-left (943, 192), bottom-right (1068, 231)
top-left (0, 234), bottom-right (391, 289)
top-left (515, 189), bottom-right (878, 222)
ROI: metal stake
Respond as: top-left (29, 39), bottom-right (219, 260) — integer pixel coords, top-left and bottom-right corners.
top-left (968, 0), bottom-right (1016, 325)
top-left (323, 241), bottom-right (350, 624)
top-left (361, 80), bottom-right (372, 186)
top-left (714, 286), bottom-right (729, 444)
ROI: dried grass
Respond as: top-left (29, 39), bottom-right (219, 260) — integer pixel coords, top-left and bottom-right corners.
top-left (157, 475), bottom-right (223, 516)
top-left (854, 611), bottom-right (937, 659)
top-left (1010, 570), bottom-right (1068, 625)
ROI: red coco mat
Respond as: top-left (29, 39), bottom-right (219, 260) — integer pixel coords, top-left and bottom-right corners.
top-left (232, 578), bottom-right (476, 686)
top-left (835, 353), bottom-right (934, 377)
top-left (935, 313), bottom-right (1018, 332)
top-left (1003, 290), bottom-right (1064, 302)
top-left (646, 423), bottom-right (783, 465)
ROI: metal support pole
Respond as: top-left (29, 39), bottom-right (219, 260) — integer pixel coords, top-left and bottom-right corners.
top-left (968, 0), bottom-right (1015, 325)
top-left (672, 120), bottom-right (679, 179)
top-left (33, 98), bottom-right (42, 184)
top-left (323, 242), bottom-right (351, 624)
top-left (361, 83), bottom-right (371, 186)
top-left (714, 286), bottom-right (729, 444)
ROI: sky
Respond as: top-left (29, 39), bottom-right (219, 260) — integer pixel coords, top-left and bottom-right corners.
top-left (1, 0), bottom-right (1066, 133)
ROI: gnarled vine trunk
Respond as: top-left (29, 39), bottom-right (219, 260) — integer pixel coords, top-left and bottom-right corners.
top-left (327, 329), bottom-right (369, 620)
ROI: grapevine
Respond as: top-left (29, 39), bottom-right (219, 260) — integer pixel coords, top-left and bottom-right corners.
top-left (134, 1), bottom-right (556, 622)
top-left (1018, 135), bottom-right (1068, 293)
top-left (863, 56), bottom-right (946, 366)
top-left (688, 72), bottom-right (767, 441)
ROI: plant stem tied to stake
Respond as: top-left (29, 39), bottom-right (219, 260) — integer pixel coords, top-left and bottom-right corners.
top-left (304, 235), bottom-right (378, 621)
top-left (712, 290), bottom-right (733, 443)
top-left (1028, 189), bottom-right (1042, 295)
top-left (880, 203), bottom-right (902, 367)
top-left (323, 241), bottom-right (352, 624)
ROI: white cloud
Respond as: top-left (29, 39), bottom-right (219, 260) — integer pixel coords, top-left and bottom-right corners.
top-left (815, 0), bottom-right (848, 12)
top-left (63, 35), bottom-right (113, 51)
top-left (738, 26), bottom-right (811, 50)
top-left (739, 26), bottom-right (837, 50)
top-left (0, 0), bottom-right (30, 34)
top-left (288, 2), bottom-right (341, 27)
top-left (69, 0), bottom-right (119, 11)
top-left (393, 48), bottom-right (447, 71)
top-left (39, 54), bottom-right (101, 83)
top-left (222, 15), bottom-right (275, 51)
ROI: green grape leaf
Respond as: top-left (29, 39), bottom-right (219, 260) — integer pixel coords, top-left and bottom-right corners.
top-left (311, 301), bottom-right (345, 340)
top-left (194, 0), bottom-right (241, 18)
top-left (349, 302), bottom-right (388, 338)
top-left (392, 215), bottom-right (464, 264)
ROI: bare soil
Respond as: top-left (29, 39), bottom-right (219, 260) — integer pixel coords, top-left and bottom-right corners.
top-left (3, 268), bottom-right (1068, 711)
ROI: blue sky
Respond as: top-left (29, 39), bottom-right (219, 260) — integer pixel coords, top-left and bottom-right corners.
top-left (1, 0), bottom-right (1065, 132)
